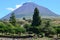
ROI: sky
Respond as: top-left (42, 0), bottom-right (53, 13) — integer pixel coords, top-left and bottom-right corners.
top-left (0, 0), bottom-right (60, 18)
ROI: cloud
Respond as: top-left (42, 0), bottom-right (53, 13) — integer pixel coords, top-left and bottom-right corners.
top-left (16, 5), bottom-right (22, 8)
top-left (6, 8), bottom-right (14, 11)
top-left (6, 4), bottom-right (22, 11)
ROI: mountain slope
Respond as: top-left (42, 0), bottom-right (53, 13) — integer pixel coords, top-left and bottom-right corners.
top-left (2, 2), bottom-right (59, 20)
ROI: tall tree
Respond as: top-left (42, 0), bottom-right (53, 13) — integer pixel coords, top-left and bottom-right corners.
top-left (31, 8), bottom-right (41, 26)
top-left (9, 13), bottom-right (16, 26)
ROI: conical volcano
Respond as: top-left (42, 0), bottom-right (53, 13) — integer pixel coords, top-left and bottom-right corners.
top-left (2, 2), bottom-right (59, 20)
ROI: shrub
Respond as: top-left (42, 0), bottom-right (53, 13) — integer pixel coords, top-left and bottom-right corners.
top-left (14, 27), bottom-right (26, 34)
top-left (0, 22), bottom-right (6, 33)
top-left (4, 23), bottom-right (15, 34)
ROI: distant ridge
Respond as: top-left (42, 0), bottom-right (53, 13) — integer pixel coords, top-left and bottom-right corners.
top-left (2, 2), bottom-right (60, 20)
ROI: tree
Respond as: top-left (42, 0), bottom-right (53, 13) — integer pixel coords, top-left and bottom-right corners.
top-left (0, 22), bottom-right (6, 34)
top-left (5, 23), bottom-right (15, 34)
top-left (9, 13), bottom-right (16, 26)
top-left (43, 20), bottom-right (50, 36)
top-left (24, 24), bottom-right (33, 34)
top-left (31, 8), bottom-right (41, 26)
top-left (14, 26), bottom-right (26, 35)
top-left (43, 21), bottom-right (56, 37)
top-left (55, 26), bottom-right (60, 38)
top-left (45, 21), bottom-right (50, 27)
top-left (23, 17), bottom-right (26, 20)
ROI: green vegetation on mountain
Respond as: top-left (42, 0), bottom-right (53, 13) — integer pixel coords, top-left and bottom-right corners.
top-left (0, 8), bottom-right (60, 39)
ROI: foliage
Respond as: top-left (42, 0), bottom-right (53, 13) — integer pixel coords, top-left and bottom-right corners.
top-left (24, 24), bottom-right (31, 29)
top-left (47, 27), bottom-right (56, 34)
top-left (0, 7), bottom-right (59, 37)
top-left (0, 22), bottom-right (6, 33)
top-left (14, 26), bottom-right (26, 34)
top-left (24, 24), bottom-right (32, 33)
top-left (0, 21), bottom-right (26, 35)
top-left (31, 8), bottom-right (41, 26)
top-left (45, 20), bottom-right (50, 27)
top-left (9, 13), bottom-right (16, 26)
top-left (32, 27), bottom-right (41, 34)
top-left (42, 20), bottom-right (56, 37)
top-left (23, 17), bottom-right (26, 20)
top-left (5, 23), bottom-right (15, 33)
top-left (55, 26), bottom-right (60, 34)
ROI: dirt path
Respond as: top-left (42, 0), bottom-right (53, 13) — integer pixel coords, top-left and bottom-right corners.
top-left (0, 37), bottom-right (52, 40)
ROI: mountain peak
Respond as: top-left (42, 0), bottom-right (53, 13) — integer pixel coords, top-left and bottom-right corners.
top-left (23, 2), bottom-right (36, 5)
top-left (2, 2), bottom-right (59, 20)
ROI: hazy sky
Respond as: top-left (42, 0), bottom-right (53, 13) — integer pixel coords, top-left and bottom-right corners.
top-left (0, 0), bottom-right (60, 18)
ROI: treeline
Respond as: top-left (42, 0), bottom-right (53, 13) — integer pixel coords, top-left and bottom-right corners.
top-left (0, 8), bottom-right (60, 38)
